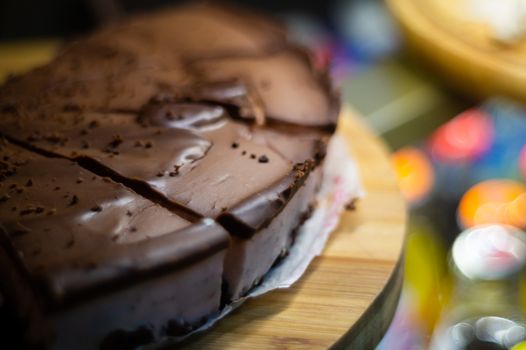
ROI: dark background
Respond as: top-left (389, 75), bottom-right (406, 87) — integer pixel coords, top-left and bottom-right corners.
top-left (0, 0), bottom-right (332, 40)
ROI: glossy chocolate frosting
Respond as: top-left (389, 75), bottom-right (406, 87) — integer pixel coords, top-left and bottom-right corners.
top-left (0, 102), bottom-right (327, 236)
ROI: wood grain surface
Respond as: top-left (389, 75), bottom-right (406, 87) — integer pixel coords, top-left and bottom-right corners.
top-left (387, 0), bottom-right (526, 104)
top-left (0, 42), bottom-right (407, 349)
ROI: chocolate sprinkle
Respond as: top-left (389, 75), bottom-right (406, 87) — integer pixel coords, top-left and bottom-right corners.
top-left (90, 205), bottom-right (103, 212)
top-left (88, 120), bottom-right (99, 129)
top-left (258, 155), bottom-right (269, 163)
top-left (69, 195), bottom-right (79, 206)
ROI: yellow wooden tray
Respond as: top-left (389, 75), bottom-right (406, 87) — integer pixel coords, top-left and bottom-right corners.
top-left (387, 0), bottom-right (526, 103)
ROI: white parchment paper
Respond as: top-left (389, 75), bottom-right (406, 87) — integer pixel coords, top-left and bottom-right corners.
top-left (148, 132), bottom-right (364, 347)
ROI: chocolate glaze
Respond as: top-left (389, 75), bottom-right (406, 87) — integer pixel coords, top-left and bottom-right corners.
top-left (0, 107), bottom-right (326, 237)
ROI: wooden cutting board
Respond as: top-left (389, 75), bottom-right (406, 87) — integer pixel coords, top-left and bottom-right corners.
top-left (387, 0), bottom-right (526, 104)
top-left (0, 41), bottom-right (407, 349)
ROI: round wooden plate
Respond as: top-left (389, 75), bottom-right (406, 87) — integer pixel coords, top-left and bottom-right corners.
top-left (387, 0), bottom-right (526, 103)
top-left (0, 43), bottom-right (407, 349)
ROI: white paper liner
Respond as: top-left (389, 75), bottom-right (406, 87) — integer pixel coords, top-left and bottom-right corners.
top-left (146, 132), bottom-right (364, 348)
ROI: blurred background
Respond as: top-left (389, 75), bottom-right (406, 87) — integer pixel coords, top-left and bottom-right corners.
top-left (1, 0), bottom-right (526, 349)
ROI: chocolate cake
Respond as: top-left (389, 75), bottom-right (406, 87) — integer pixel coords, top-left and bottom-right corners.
top-left (0, 4), bottom-right (342, 349)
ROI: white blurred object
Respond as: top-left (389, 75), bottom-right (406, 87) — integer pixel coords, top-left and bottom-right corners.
top-left (468, 0), bottom-right (526, 43)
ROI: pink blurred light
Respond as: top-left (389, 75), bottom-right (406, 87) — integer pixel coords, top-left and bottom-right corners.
top-left (428, 109), bottom-right (494, 162)
top-left (520, 145), bottom-right (526, 180)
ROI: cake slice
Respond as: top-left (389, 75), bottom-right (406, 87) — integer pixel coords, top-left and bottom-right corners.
top-left (0, 139), bottom-right (229, 349)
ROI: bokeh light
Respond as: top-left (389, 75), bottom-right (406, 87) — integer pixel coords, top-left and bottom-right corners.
top-left (391, 147), bottom-right (435, 205)
top-left (428, 109), bottom-right (494, 163)
top-left (458, 180), bottom-right (526, 229)
top-left (520, 145), bottom-right (526, 180)
top-left (453, 224), bottom-right (526, 280)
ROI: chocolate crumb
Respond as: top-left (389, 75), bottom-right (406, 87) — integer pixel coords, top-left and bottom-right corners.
top-left (242, 151), bottom-right (247, 155)
top-left (80, 129), bottom-right (88, 136)
top-left (90, 205), bottom-right (102, 212)
top-left (47, 208), bottom-right (57, 216)
top-left (19, 208), bottom-right (34, 216)
top-left (126, 210), bottom-right (133, 217)
top-left (0, 194), bottom-right (10, 202)
top-left (345, 199), bottom-right (357, 211)
top-left (250, 154), bottom-right (256, 159)
top-left (107, 135), bottom-right (123, 149)
top-left (258, 155), bottom-right (269, 163)
top-left (111, 235), bottom-right (120, 242)
top-left (69, 195), bottom-right (79, 206)
top-left (76, 177), bottom-right (83, 184)
top-left (144, 141), bottom-right (153, 149)
top-left (54, 186), bottom-right (61, 191)
top-left (156, 171), bottom-right (164, 177)
top-left (130, 227), bottom-right (137, 233)
top-left (25, 179), bottom-right (33, 187)
top-left (231, 142), bottom-right (239, 149)
top-left (88, 120), bottom-right (99, 129)
top-left (81, 140), bottom-right (90, 149)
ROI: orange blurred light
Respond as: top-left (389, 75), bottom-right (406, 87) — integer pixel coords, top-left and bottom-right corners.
top-left (428, 109), bottom-right (493, 162)
top-left (391, 147), bottom-right (434, 204)
top-left (458, 180), bottom-right (526, 229)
